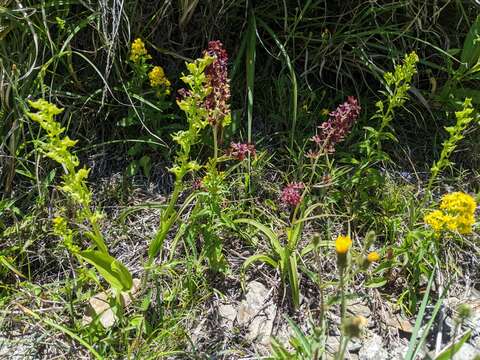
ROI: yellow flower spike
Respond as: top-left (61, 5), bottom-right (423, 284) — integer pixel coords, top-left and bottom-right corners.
top-left (320, 108), bottom-right (330, 116)
top-left (335, 235), bottom-right (352, 255)
top-left (148, 66), bottom-right (171, 88)
top-left (367, 251), bottom-right (380, 263)
top-left (130, 38), bottom-right (151, 63)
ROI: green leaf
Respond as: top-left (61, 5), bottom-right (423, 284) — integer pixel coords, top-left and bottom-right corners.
top-left (0, 255), bottom-right (26, 278)
top-left (406, 270), bottom-right (450, 360)
top-left (127, 143), bottom-right (144, 156)
top-left (242, 253), bottom-right (278, 271)
top-left (404, 270), bottom-right (436, 360)
top-left (365, 277), bottom-right (388, 288)
top-left (235, 218), bottom-right (283, 256)
top-left (126, 161), bottom-right (139, 177)
top-left (270, 337), bottom-right (293, 359)
top-left (461, 15), bottom-right (480, 69)
top-left (131, 93), bottom-right (164, 112)
top-left (139, 155), bottom-right (152, 177)
top-left (434, 331), bottom-right (471, 360)
top-left (287, 253), bottom-right (300, 309)
top-left (246, 9), bottom-right (257, 145)
top-left (285, 317), bottom-right (312, 357)
top-left (148, 213), bottom-right (176, 259)
top-left (79, 250), bottom-right (133, 292)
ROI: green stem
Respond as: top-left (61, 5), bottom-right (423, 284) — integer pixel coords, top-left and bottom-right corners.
top-left (143, 179), bottom-right (184, 287)
top-left (336, 335), bottom-right (350, 360)
top-left (339, 265), bottom-right (346, 321)
top-left (291, 152), bottom-right (321, 223)
top-left (87, 209), bottom-right (109, 254)
top-left (315, 246), bottom-right (325, 326)
top-left (212, 125), bottom-right (218, 164)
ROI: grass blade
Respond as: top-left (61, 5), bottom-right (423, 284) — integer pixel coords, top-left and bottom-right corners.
top-left (434, 330), bottom-right (471, 360)
top-left (246, 9), bottom-right (257, 146)
top-left (404, 269), bottom-right (436, 360)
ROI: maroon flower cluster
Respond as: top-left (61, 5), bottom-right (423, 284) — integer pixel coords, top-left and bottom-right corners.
top-left (310, 96), bottom-right (361, 154)
top-left (203, 40), bottom-right (231, 125)
top-left (281, 182), bottom-right (305, 207)
top-left (228, 142), bottom-right (256, 161)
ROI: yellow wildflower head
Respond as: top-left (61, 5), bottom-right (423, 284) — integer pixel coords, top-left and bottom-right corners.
top-left (440, 192), bottom-right (476, 215)
top-left (130, 38), bottom-right (151, 63)
top-left (335, 235), bottom-right (352, 254)
top-left (367, 251), bottom-right (380, 263)
top-left (424, 210), bottom-right (446, 233)
top-left (426, 192), bottom-right (476, 234)
top-left (148, 66), bottom-right (171, 88)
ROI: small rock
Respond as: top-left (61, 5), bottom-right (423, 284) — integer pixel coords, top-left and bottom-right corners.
top-left (384, 313), bottom-right (413, 333)
top-left (218, 303), bottom-right (237, 327)
top-left (389, 341), bottom-right (409, 360)
top-left (83, 278), bottom-right (141, 328)
top-left (347, 300), bottom-right (371, 319)
top-left (237, 281), bottom-right (276, 352)
top-left (358, 334), bottom-right (388, 360)
top-left (325, 335), bottom-right (362, 354)
top-left (87, 291), bottom-right (115, 328)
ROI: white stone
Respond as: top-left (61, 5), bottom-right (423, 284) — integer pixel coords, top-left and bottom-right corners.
top-left (237, 281), bottom-right (276, 351)
top-left (359, 334), bottom-right (388, 360)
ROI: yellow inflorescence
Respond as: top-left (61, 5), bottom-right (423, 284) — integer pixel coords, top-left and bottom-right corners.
top-left (367, 251), bottom-right (380, 263)
top-left (424, 210), bottom-right (446, 232)
top-left (130, 38), bottom-right (150, 63)
top-left (424, 192), bottom-right (477, 234)
top-left (148, 66), bottom-right (171, 88)
top-left (335, 235), bottom-right (352, 254)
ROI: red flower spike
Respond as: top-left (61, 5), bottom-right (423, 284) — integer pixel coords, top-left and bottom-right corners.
top-left (310, 96), bottom-right (361, 154)
top-left (281, 182), bottom-right (305, 207)
top-left (203, 41), bottom-right (231, 125)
